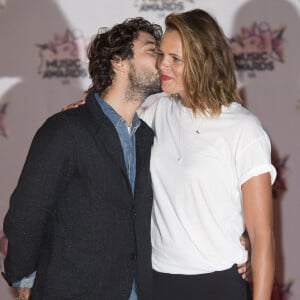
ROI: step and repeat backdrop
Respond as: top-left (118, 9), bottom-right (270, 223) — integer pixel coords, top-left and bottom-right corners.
top-left (0, 0), bottom-right (299, 299)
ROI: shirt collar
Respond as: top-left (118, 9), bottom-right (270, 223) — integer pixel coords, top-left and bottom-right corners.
top-left (95, 92), bottom-right (141, 133)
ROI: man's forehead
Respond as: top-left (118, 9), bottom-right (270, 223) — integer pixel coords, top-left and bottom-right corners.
top-left (135, 31), bottom-right (157, 46)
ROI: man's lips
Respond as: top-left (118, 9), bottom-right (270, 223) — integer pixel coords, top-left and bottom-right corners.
top-left (161, 75), bottom-right (172, 81)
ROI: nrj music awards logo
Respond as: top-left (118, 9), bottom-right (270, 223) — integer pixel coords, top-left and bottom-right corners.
top-left (36, 29), bottom-right (89, 81)
top-left (134, 0), bottom-right (194, 12)
top-left (230, 22), bottom-right (286, 74)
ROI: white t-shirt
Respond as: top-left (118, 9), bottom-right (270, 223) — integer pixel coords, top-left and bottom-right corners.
top-left (139, 93), bottom-right (276, 275)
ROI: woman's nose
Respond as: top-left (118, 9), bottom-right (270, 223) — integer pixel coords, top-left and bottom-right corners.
top-left (158, 57), bottom-right (169, 71)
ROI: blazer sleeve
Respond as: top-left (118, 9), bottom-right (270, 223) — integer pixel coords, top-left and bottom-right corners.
top-left (2, 113), bottom-right (72, 285)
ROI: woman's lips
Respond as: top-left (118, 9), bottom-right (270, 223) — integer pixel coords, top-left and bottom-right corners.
top-left (161, 75), bottom-right (172, 81)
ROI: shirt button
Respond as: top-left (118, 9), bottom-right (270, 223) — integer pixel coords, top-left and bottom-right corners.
top-left (131, 208), bottom-right (137, 216)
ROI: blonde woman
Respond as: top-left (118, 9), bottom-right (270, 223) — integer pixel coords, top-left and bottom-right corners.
top-left (141, 9), bottom-right (275, 300)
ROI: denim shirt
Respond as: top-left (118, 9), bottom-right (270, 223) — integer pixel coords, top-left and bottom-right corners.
top-left (95, 93), bottom-right (140, 194)
top-left (12, 93), bottom-right (141, 289)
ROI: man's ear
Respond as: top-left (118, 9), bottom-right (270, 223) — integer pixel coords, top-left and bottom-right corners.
top-left (111, 55), bottom-right (125, 71)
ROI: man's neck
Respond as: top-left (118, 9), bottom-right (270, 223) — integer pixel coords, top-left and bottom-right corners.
top-left (101, 89), bottom-right (142, 126)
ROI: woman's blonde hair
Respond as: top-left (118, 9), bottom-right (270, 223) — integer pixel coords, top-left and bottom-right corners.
top-left (165, 9), bottom-right (241, 116)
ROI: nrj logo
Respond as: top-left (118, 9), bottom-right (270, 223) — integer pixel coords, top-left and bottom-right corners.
top-left (36, 29), bottom-right (89, 81)
top-left (230, 22), bottom-right (286, 73)
top-left (134, 0), bottom-right (194, 12)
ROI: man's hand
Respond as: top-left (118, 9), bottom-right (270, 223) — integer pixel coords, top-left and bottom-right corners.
top-left (237, 260), bottom-right (252, 281)
top-left (61, 99), bottom-right (85, 111)
top-left (14, 287), bottom-right (31, 300)
top-left (238, 230), bottom-right (252, 281)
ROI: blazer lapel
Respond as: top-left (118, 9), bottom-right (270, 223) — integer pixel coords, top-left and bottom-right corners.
top-left (85, 93), bottom-right (128, 179)
top-left (135, 126), bottom-right (147, 173)
top-left (135, 123), bottom-right (150, 187)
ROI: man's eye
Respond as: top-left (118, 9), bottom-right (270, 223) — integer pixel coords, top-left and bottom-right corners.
top-left (149, 49), bottom-right (158, 56)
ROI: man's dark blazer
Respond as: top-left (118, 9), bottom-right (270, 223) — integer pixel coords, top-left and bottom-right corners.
top-left (3, 93), bottom-right (154, 300)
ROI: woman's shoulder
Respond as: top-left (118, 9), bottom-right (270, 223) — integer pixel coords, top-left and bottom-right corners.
top-left (225, 102), bottom-right (262, 127)
top-left (140, 92), bottom-right (170, 110)
top-left (223, 103), bottom-right (272, 150)
top-left (138, 92), bottom-right (170, 128)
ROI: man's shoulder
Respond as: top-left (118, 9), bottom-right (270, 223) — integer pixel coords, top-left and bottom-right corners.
top-left (51, 98), bottom-right (91, 122)
top-left (35, 101), bottom-right (90, 140)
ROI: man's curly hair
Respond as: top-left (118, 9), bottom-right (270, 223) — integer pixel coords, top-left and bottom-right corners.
top-left (87, 17), bottom-right (162, 95)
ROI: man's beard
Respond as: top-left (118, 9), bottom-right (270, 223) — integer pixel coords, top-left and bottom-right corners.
top-left (126, 63), bottom-right (161, 103)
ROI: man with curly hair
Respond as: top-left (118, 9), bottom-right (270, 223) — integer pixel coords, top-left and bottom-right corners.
top-left (3, 17), bottom-right (162, 300)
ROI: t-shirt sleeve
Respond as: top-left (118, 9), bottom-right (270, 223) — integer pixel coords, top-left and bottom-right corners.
top-left (235, 120), bottom-right (277, 186)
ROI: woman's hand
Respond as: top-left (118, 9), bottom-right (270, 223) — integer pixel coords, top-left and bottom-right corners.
top-left (238, 230), bottom-right (252, 280)
top-left (61, 99), bottom-right (85, 111)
